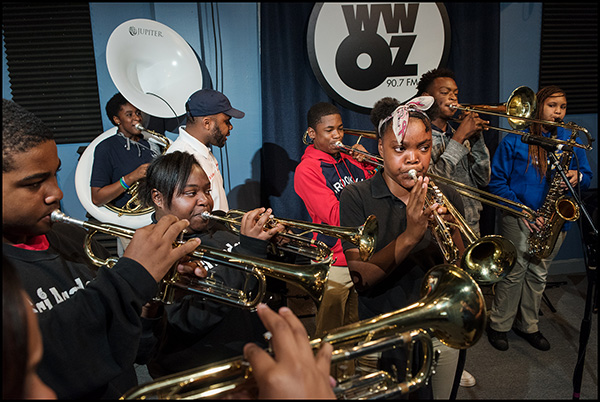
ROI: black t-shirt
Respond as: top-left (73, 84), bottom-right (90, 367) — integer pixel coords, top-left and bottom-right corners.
top-left (339, 170), bottom-right (464, 398)
top-left (339, 170), bottom-right (465, 320)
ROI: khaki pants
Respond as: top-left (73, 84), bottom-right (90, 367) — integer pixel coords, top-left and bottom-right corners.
top-left (314, 265), bottom-right (359, 379)
top-left (431, 339), bottom-right (460, 399)
top-left (314, 265), bottom-right (359, 337)
top-left (489, 214), bottom-right (567, 333)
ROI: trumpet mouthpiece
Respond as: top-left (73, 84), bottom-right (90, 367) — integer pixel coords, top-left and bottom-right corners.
top-left (50, 209), bottom-right (65, 223)
top-left (408, 169), bottom-right (418, 181)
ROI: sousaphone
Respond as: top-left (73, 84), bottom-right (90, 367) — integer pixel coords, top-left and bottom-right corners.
top-left (75, 18), bottom-right (204, 228)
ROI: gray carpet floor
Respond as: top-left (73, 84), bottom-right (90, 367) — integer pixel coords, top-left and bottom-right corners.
top-left (134, 272), bottom-right (598, 400)
top-left (457, 272), bottom-right (598, 400)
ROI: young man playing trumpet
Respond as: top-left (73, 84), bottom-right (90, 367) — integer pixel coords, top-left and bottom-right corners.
top-left (2, 98), bottom-right (201, 399)
top-left (339, 96), bottom-right (467, 399)
top-left (138, 150), bottom-right (289, 378)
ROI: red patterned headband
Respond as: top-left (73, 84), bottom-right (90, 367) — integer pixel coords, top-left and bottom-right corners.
top-left (378, 96), bottom-right (434, 144)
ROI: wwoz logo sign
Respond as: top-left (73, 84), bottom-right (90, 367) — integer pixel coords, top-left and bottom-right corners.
top-left (307, 3), bottom-right (450, 113)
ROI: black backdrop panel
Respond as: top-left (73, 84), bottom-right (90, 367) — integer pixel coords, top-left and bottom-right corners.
top-left (260, 2), bottom-right (500, 230)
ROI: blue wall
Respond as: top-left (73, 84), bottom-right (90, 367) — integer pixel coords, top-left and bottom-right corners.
top-left (2, 3), bottom-right (596, 269)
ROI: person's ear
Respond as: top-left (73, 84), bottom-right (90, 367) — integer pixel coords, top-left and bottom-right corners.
top-left (151, 189), bottom-right (164, 209)
top-left (202, 116), bottom-right (213, 130)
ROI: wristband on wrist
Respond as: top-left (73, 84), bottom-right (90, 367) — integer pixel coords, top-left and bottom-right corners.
top-left (119, 176), bottom-right (130, 190)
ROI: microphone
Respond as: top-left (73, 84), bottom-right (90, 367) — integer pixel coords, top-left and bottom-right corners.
top-left (520, 134), bottom-right (573, 152)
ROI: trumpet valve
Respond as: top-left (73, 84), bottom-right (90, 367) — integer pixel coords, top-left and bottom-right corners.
top-left (430, 185), bottom-right (444, 205)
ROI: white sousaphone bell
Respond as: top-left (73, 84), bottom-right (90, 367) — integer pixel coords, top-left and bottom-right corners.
top-left (75, 18), bottom-right (204, 228)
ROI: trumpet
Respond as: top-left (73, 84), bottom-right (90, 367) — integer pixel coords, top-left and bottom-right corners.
top-left (201, 210), bottom-right (378, 262)
top-left (449, 86), bottom-right (593, 150)
top-left (408, 170), bottom-right (516, 285)
top-left (120, 264), bottom-right (486, 399)
top-left (50, 210), bottom-right (330, 308)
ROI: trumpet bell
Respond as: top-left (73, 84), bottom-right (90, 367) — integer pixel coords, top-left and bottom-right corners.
top-left (106, 19), bottom-right (203, 118)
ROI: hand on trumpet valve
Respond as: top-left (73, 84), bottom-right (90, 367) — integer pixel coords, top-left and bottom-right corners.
top-left (173, 227), bottom-right (204, 277)
top-left (243, 304), bottom-right (336, 399)
top-left (405, 172), bottom-right (436, 242)
top-left (431, 203), bottom-right (456, 224)
top-left (241, 207), bottom-right (286, 241)
top-left (176, 255), bottom-right (209, 279)
top-left (123, 215), bottom-right (201, 282)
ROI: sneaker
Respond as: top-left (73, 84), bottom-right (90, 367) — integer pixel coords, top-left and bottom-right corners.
top-left (487, 327), bottom-right (509, 351)
top-left (513, 328), bottom-right (550, 351)
top-left (460, 370), bottom-right (476, 387)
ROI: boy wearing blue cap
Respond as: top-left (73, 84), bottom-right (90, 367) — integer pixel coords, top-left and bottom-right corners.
top-left (167, 89), bottom-right (245, 212)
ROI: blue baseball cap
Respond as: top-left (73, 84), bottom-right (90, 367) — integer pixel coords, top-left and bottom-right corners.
top-left (185, 89), bottom-right (245, 119)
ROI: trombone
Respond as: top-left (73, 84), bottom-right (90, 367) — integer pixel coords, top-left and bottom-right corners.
top-left (50, 210), bottom-right (330, 309)
top-left (120, 264), bottom-right (486, 399)
top-left (335, 146), bottom-right (537, 221)
top-left (449, 86), bottom-right (593, 150)
top-left (201, 210), bottom-right (378, 262)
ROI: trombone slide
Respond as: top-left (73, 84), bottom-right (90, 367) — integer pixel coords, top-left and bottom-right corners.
top-left (331, 141), bottom-right (537, 222)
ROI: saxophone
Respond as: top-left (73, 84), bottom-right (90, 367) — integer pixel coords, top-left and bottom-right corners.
top-left (527, 129), bottom-right (581, 259)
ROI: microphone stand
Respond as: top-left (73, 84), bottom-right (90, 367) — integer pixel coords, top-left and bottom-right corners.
top-left (546, 150), bottom-right (598, 400)
top-left (572, 230), bottom-right (596, 400)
